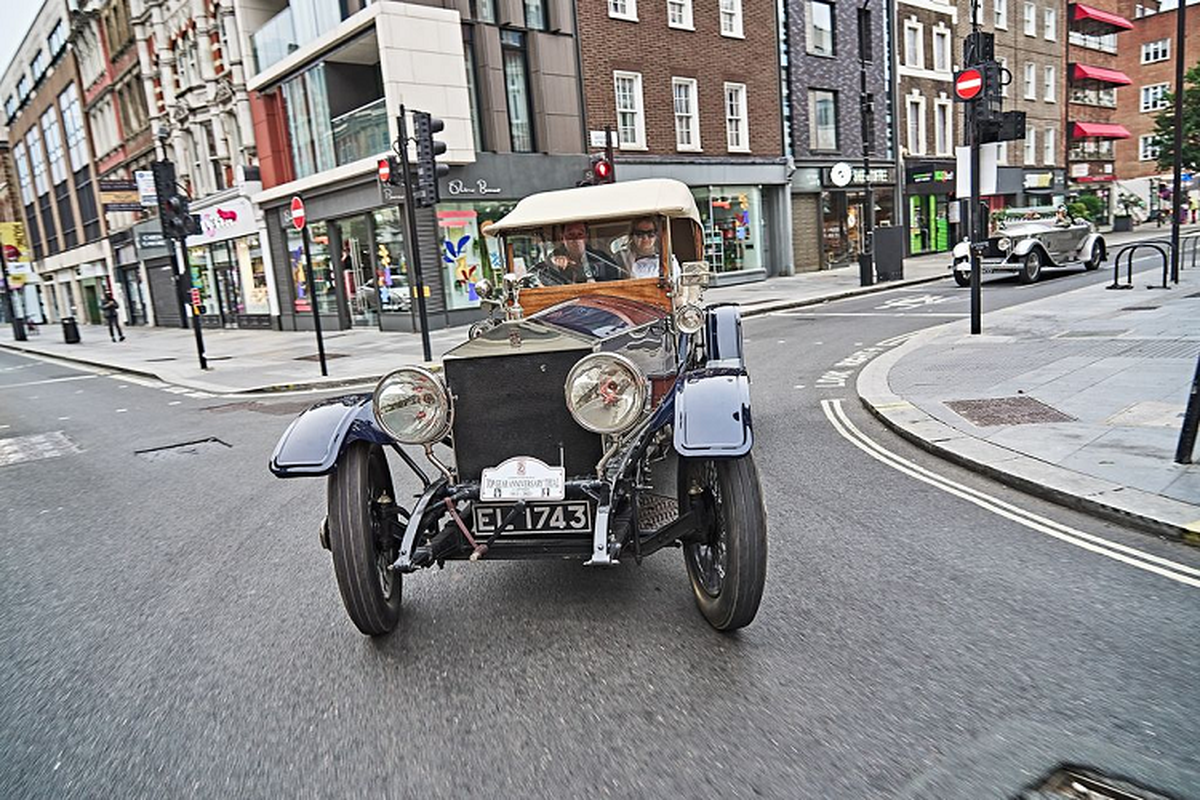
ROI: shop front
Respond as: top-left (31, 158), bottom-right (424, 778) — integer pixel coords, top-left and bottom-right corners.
top-left (185, 196), bottom-right (274, 329)
top-left (135, 220), bottom-right (185, 329)
top-left (112, 234), bottom-right (150, 326)
top-left (813, 165), bottom-right (897, 270)
top-left (1019, 169), bottom-right (1066, 210)
top-left (904, 162), bottom-right (956, 256)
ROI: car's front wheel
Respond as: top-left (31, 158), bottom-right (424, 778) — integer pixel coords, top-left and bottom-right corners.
top-left (1018, 249), bottom-right (1043, 284)
top-left (682, 456), bottom-right (767, 632)
top-left (1084, 242), bottom-right (1104, 270)
top-left (327, 441), bottom-right (402, 636)
top-left (953, 268), bottom-right (970, 287)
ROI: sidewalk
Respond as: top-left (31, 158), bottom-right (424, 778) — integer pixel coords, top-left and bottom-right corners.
top-left (858, 258), bottom-right (1200, 542)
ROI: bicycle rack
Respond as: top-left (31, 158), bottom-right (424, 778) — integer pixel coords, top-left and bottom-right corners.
top-left (1108, 242), bottom-right (1172, 290)
top-left (1181, 232), bottom-right (1200, 274)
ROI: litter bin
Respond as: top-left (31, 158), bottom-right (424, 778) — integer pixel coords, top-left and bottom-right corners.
top-left (62, 316), bottom-right (80, 344)
top-left (11, 317), bottom-right (27, 342)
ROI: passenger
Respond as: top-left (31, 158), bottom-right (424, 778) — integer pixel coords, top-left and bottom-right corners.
top-left (531, 221), bottom-right (622, 285)
top-left (621, 217), bottom-right (667, 279)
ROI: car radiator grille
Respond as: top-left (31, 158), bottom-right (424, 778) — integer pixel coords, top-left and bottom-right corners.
top-left (445, 350), bottom-right (603, 480)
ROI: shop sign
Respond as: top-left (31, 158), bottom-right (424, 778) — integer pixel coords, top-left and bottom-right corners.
top-left (906, 167), bottom-right (956, 186)
top-left (135, 170), bottom-right (156, 207)
top-left (821, 166), bottom-right (894, 188)
top-left (137, 231), bottom-right (167, 252)
top-left (0, 221), bottom-right (31, 264)
top-left (186, 197), bottom-right (259, 245)
top-left (99, 179), bottom-right (143, 212)
top-left (588, 130), bottom-right (618, 148)
top-left (1023, 172), bottom-right (1054, 189)
top-left (446, 178), bottom-right (503, 197)
top-left (1070, 163), bottom-right (1090, 178)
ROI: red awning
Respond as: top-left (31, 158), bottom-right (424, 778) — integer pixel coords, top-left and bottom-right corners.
top-left (1071, 63), bottom-right (1132, 85)
top-left (1071, 121), bottom-right (1132, 139)
top-left (1071, 4), bottom-right (1134, 32)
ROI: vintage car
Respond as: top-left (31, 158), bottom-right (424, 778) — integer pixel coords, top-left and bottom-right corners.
top-left (269, 179), bottom-right (767, 636)
top-left (950, 207), bottom-right (1107, 286)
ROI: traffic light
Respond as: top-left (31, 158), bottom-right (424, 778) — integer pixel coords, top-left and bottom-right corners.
top-left (579, 153), bottom-right (615, 186)
top-left (413, 110), bottom-right (448, 208)
top-left (377, 156), bottom-right (403, 187)
top-left (151, 160), bottom-right (199, 240)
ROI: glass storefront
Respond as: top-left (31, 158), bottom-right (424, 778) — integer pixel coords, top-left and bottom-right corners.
top-left (692, 186), bottom-right (763, 274)
top-left (187, 234), bottom-right (271, 325)
top-left (908, 194), bottom-right (950, 255)
top-left (436, 200), bottom-right (516, 310)
top-left (371, 207), bottom-right (412, 315)
top-left (821, 190), bottom-right (896, 269)
top-left (286, 221), bottom-right (337, 315)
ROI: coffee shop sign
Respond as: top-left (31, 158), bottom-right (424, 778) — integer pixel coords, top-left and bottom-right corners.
top-left (447, 178), bottom-right (502, 197)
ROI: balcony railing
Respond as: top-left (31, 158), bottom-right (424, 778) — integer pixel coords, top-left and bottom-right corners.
top-left (252, 0), bottom-right (347, 74)
top-left (331, 97), bottom-right (389, 166)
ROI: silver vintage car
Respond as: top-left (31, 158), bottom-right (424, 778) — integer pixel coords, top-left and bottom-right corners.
top-left (951, 206), bottom-right (1107, 285)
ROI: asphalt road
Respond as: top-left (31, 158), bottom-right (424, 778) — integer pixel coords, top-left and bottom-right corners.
top-left (2, 267), bottom-right (1198, 799)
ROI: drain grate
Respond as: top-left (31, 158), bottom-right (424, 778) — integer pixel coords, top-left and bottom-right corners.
top-left (946, 396), bottom-right (1076, 427)
top-left (202, 400), bottom-right (314, 416)
top-left (294, 352), bottom-right (349, 362)
top-left (135, 437), bottom-right (232, 461)
top-left (1021, 765), bottom-right (1173, 799)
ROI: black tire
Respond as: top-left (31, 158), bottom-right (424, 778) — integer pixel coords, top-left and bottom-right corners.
top-left (682, 455), bottom-right (767, 632)
top-left (1084, 242), bottom-right (1103, 270)
top-left (1018, 249), bottom-right (1043, 284)
top-left (327, 441), bottom-right (401, 636)
top-left (953, 269), bottom-right (971, 287)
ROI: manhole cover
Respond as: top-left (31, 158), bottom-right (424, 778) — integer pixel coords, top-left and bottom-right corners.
top-left (1020, 766), bottom-right (1173, 799)
top-left (294, 352), bottom-right (349, 362)
top-left (135, 438), bottom-right (231, 462)
top-left (945, 396), bottom-right (1076, 427)
top-left (202, 400), bottom-right (313, 416)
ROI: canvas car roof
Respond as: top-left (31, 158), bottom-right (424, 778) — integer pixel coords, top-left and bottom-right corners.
top-left (483, 178), bottom-right (702, 234)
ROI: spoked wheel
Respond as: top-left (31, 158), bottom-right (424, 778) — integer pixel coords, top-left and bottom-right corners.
top-left (953, 269), bottom-right (971, 288)
top-left (682, 456), bottom-right (767, 632)
top-left (1084, 242), bottom-right (1104, 270)
top-left (327, 441), bottom-right (401, 636)
top-left (1018, 249), bottom-right (1043, 284)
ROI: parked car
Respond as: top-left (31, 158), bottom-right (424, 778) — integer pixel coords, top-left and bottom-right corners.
top-left (951, 207), bottom-right (1107, 286)
top-left (269, 179), bottom-right (767, 636)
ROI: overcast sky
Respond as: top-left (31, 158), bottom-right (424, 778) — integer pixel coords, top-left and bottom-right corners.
top-left (0, 2), bottom-right (42, 89)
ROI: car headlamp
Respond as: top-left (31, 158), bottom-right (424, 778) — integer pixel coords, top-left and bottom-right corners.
top-left (997, 237), bottom-right (1011, 252)
top-left (564, 353), bottom-right (647, 435)
top-left (674, 303), bottom-right (705, 334)
top-left (373, 366), bottom-right (452, 445)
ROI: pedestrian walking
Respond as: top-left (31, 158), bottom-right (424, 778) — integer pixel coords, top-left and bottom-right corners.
top-left (101, 293), bottom-right (125, 342)
top-left (1190, 195), bottom-right (1198, 224)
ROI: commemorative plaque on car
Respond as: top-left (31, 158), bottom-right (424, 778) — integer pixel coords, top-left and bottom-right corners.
top-left (481, 457), bottom-right (566, 501)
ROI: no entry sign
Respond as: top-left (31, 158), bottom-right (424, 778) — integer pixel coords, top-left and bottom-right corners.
top-left (955, 69), bottom-right (983, 101)
top-left (290, 196), bottom-right (306, 230)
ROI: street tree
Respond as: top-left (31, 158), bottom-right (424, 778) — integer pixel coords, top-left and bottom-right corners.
top-left (1152, 61), bottom-right (1200, 174)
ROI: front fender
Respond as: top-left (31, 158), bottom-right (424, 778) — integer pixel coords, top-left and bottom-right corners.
top-left (704, 304), bottom-right (744, 369)
top-left (673, 368), bottom-right (753, 458)
top-left (269, 393), bottom-right (394, 477)
top-left (1080, 232), bottom-right (1106, 261)
top-left (1011, 238), bottom-right (1045, 259)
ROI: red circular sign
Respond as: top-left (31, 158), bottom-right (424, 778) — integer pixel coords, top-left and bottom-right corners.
top-left (955, 69), bottom-right (983, 100)
top-left (3, 244), bottom-right (19, 262)
top-left (290, 196), bottom-right (306, 230)
top-left (377, 159), bottom-right (391, 183)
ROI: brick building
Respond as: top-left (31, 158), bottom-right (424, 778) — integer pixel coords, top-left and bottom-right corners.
top-left (896, 0), bottom-right (956, 256)
top-left (1066, 1), bottom-right (1135, 216)
top-left (1113, 0), bottom-right (1200, 216)
top-left (578, 0), bottom-right (791, 282)
top-left (784, 0), bottom-right (894, 270)
top-left (954, 0), bottom-right (1067, 213)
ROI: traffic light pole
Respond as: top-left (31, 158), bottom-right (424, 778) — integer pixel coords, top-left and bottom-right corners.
top-left (300, 228), bottom-right (328, 376)
top-left (1168, 0), bottom-right (1186, 284)
top-left (177, 240), bottom-right (207, 371)
top-left (0, 242), bottom-right (27, 341)
top-left (397, 106), bottom-right (433, 363)
top-left (968, 0), bottom-right (983, 335)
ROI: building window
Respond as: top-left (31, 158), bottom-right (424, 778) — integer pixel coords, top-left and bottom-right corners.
top-left (40, 108), bottom-right (67, 185)
top-left (1023, 1), bottom-right (1035, 35)
top-left (934, 99), bottom-right (952, 156)
top-left (1070, 84), bottom-right (1116, 108)
top-left (613, 70), bottom-right (645, 149)
top-left (997, 140), bottom-right (1008, 165)
top-left (1141, 39), bottom-right (1170, 64)
top-left (808, 89), bottom-right (838, 151)
top-left (26, 128), bottom-right (48, 196)
top-left (1043, 7), bottom-right (1056, 40)
top-left (668, 0), bottom-right (693, 29)
top-left (994, 0), bottom-right (1008, 29)
top-left (501, 31), bottom-right (534, 152)
top-left (905, 95), bottom-right (926, 155)
top-left (672, 77), bottom-right (700, 151)
top-left (807, 0), bottom-right (835, 56)
top-left (724, 82), bottom-right (749, 152)
top-left (999, 57), bottom-right (1008, 97)
top-left (720, 0), bottom-right (743, 37)
top-left (4, 95), bottom-right (15, 121)
top-left (1043, 127), bottom-right (1055, 165)
top-left (48, 21), bottom-right (66, 55)
top-left (472, 0), bottom-right (496, 23)
top-left (1024, 127), bottom-right (1037, 164)
top-left (932, 28), bottom-right (950, 73)
top-left (1139, 134), bottom-right (1160, 161)
top-left (31, 50), bottom-right (46, 82)
top-left (17, 74), bottom-right (30, 101)
top-left (1043, 65), bottom-right (1056, 102)
top-left (524, 0), bottom-right (546, 30)
top-left (12, 142), bottom-right (33, 205)
top-left (280, 64), bottom-right (335, 178)
top-left (1140, 83), bottom-right (1170, 112)
top-left (903, 20), bottom-right (924, 69)
top-left (608, 0), bottom-right (637, 21)
top-left (1024, 62), bottom-right (1036, 99)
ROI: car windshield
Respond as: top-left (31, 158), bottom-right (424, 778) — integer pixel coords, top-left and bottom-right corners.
top-left (505, 217), bottom-right (665, 286)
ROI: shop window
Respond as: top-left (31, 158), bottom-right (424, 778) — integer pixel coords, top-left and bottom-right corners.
top-left (241, 234), bottom-right (271, 315)
top-left (371, 207), bottom-right (413, 315)
top-left (438, 201), bottom-right (516, 311)
top-left (908, 195), bottom-right (949, 255)
top-left (287, 221), bottom-right (337, 315)
top-left (692, 186), bottom-right (761, 274)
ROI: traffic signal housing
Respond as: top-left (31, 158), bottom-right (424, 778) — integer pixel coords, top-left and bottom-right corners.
top-left (377, 156), bottom-right (403, 187)
top-left (151, 160), bottom-right (199, 240)
top-left (413, 111), bottom-right (448, 208)
top-left (579, 153), bottom-right (615, 186)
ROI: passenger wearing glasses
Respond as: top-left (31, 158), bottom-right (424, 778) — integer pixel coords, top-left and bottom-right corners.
top-left (622, 217), bottom-right (669, 279)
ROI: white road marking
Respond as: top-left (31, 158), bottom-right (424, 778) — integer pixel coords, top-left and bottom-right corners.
top-left (57, 416), bottom-right (69, 421)
top-left (115, 408), bottom-right (128, 413)
top-left (787, 311), bottom-right (968, 318)
top-left (0, 374), bottom-right (98, 390)
top-left (821, 398), bottom-right (1200, 588)
top-left (168, 401), bottom-right (182, 406)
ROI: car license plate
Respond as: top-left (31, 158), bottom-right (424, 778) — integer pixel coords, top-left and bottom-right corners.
top-left (473, 502), bottom-right (592, 535)
top-left (480, 456), bottom-right (565, 501)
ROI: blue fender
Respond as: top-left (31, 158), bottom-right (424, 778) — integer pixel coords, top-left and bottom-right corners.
top-left (704, 304), bottom-right (744, 369)
top-left (672, 368), bottom-right (753, 457)
top-left (269, 393), bottom-right (394, 477)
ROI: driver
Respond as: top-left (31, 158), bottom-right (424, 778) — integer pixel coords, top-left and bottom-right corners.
top-left (1054, 206), bottom-right (1071, 227)
top-left (530, 221), bottom-right (622, 285)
